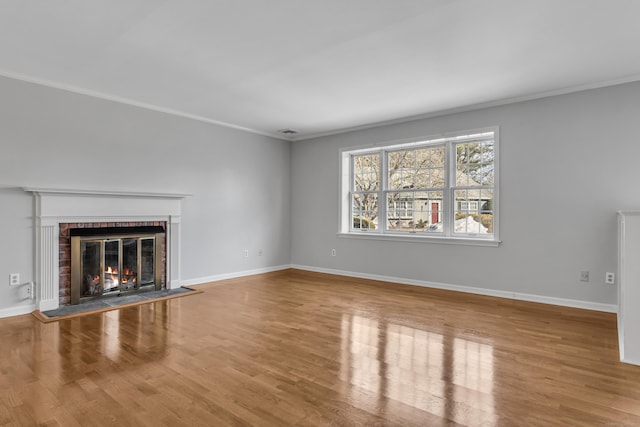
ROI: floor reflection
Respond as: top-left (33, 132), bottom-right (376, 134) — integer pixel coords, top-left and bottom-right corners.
top-left (386, 323), bottom-right (446, 416)
top-left (103, 309), bottom-right (121, 361)
top-left (340, 315), bottom-right (380, 399)
top-left (49, 300), bottom-right (173, 378)
top-left (341, 314), bottom-right (496, 425)
top-left (453, 337), bottom-right (494, 394)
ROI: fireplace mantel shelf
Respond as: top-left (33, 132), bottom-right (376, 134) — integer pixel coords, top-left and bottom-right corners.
top-left (24, 187), bottom-right (190, 199)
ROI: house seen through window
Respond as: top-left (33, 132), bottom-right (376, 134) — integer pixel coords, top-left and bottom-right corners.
top-left (342, 128), bottom-right (498, 243)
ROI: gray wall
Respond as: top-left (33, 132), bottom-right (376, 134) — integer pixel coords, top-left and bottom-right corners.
top-left (0, 76), bottom-right (291, 313)
top-left (291, 81), bottom-right (640, 307)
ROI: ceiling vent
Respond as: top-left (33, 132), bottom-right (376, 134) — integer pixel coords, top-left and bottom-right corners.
top-left (277, 128), bottom-right (298, 135)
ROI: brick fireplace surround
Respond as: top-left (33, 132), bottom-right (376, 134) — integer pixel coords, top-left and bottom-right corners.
top-left (59, 221), bottom-right (167, 306)
top-left (24, 188), bottom-right (188, 312)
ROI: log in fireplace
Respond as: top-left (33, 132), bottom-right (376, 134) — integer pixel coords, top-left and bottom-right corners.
top-left (70, 226), bottom-right (164, 305)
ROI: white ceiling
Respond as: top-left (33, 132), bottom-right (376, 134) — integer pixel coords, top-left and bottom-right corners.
top-left (1, 1), bottom-right (640, 141)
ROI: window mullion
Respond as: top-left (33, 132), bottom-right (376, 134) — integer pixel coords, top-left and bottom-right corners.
top-left (443, 141), bottom-right (454, 237)
top-left (381, 150), bottom-right (388, 232)
top-left (349, 155), bottom-right (356, 232)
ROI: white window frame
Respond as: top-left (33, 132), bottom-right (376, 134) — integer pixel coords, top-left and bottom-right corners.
top-left (338, 127), bottom-right (500, 247)
top-left (458, 201), bottom-right (479, 212)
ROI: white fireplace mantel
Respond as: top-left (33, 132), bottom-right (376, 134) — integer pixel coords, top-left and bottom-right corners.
top-left (24, 188), bottom-right (189, 311)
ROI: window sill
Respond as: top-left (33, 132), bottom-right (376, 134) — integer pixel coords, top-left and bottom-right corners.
top-left (337, 232), bottom-right (501, 247)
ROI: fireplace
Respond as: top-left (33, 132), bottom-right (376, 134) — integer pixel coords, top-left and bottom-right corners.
top-left (25, 188), bottom-right (187, 312)
top-left (70, 226), bottom-right (165, 305)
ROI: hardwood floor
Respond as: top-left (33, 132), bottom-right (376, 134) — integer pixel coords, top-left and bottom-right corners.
top-left (1, 269), bottom-right (639, 426)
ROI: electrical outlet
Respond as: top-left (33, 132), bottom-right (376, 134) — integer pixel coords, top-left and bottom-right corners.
top-left (9, 273), bottom-right (19, 286)
top-left (26, 283), bottom-right (32, 299)
top-left (580, 271), bottom-right (589, 282)
top-left (331, 249), bottom-right (336, 257)
top-left (243, 249), bottom-right (249, 258)
top-left (605, 272), bottom-right (615, 285)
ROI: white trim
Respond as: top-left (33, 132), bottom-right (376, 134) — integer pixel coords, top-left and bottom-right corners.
top-left (618, 212), bottom-right (626, 363)
top-left (291, 264), bottom-right (618, 314)
top-left (616, 210), bottom-right (640, 366)
top-left (180, 265), bottom-right (292, 286)
top-left (41, 215), bottom-right (172, 226)
top-left (337, 232), bottom-right (501, 247)
top-left (0, 303), bottom-right (36, 319)
top-left (293, 73), bottom-right (640, 141)
top-left (4, 68), bottom-right (639, 144)
top-left (0, 70), bottom-right (292, 142)
top-left (621, 356), bottom-right (640, 366)
top-left (617, 211), bottom-right (640, 217)
top-left (23, 187), bottom-right (190, 199)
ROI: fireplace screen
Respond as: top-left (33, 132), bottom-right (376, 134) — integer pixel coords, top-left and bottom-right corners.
top-left (70, 227), bottom-right (164, 304)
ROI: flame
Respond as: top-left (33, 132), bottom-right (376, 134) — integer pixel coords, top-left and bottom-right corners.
top-left (103, 266), bottom-right (137, 290)
top-left (105, 266), bottom-right (119, 288)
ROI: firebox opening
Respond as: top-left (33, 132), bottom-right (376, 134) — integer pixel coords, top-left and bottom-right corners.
top-left (70, 226), bottom-right (165, 237)
top-left (70, 226), bottom-right (165, 305)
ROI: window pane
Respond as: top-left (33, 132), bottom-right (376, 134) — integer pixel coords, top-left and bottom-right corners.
top-left (354, 154), bottom-right (380, 191)
top-left (456, 140), bottom-right (494, 187)
top-left (388, 151), bottom-right (411, 189)
top-left (352, 192), bottom-right (378, 230)
top-left (387, 192), bottom-right (413, 231)
top-left (389, 145), bottom-right (445, 190)
top-left (386, 191), bottom-right (443, 233)
top-left (455, 165), bottom-right (472, 187)
top-left (478, 141), bottom-right (495, 185)
top-left (454, 189), bottom-right (493, 235)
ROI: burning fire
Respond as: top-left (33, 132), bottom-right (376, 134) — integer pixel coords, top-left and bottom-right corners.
top-left (103, 266), bottom-right (137, 289)
top-left (105, 265), bottom-right (119, 287)
top-left (122, 268), bottom-right (132, 283)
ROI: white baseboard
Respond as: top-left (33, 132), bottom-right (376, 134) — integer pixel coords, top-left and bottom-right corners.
top-left (621, 356), bottom-right (640, 366)
top-left (38, 299), bottom-right (59, 312)
top-left (291, 264), bottom-right (618, 314)
top-left (0, 265), bottom-right (617, 318)
top-left (181, 264), bottom-right (292, 287)
top-left (0, 303), bottom-right (36, 319)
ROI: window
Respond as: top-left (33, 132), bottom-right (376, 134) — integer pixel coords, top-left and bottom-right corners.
top-left (340, 128), bottom-right (498, 244)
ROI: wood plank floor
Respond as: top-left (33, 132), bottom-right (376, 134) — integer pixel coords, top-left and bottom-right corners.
top-left (1, 269), bottom-right (640, 426)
